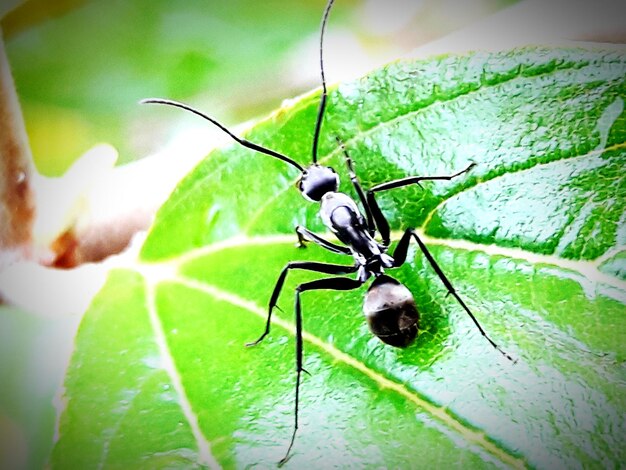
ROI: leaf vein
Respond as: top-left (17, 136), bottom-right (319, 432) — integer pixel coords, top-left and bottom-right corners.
top-left (422, 142), bottom-right (626, 238)
top-left (143, 280), bottom-right (221, 469)
top-left (172, 275), bottom-right (528, 470)
top-left (167, 231), bottom-right (626, 295)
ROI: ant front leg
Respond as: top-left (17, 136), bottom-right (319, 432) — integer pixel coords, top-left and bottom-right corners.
top-left (246, 261), bottom-right (357, 347)
top-left (392, 228), bottom-right (516, 363)
top-left (366, 163), bottom-right (476, 246)
top-left (335, 137), bottom-right (376, 236)
top-left (281, 275), bottom-right (364, 465)
top-left (294, 225), bottom-right (351, 255)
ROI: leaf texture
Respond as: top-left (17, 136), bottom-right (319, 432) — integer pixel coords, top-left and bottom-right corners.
top-left (52, 48), bottom-right (626, 468)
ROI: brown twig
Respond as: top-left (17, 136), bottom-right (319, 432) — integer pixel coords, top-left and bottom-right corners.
top-left (0, 26), bottom-right (35, 265)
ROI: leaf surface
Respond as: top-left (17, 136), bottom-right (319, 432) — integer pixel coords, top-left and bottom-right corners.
top-left (52, 48), bottom-right (626, 468)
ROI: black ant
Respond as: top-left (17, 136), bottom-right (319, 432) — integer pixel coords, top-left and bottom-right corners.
top-left (143, 0), bottom-right (515, 464)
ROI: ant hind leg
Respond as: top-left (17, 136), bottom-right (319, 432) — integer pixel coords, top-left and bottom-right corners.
top-left (392, 228), bottom-right (517, 363)
top-left (280, 275), bottom-right (363, 465)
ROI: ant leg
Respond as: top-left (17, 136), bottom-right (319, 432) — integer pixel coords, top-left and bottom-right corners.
top-left (280, 275), bottom-right (363, 466)
top-left (370, 163), bottom-right (476, 192)
top-left (295, 225), bottom-right (351, 255)
top-left (246, 261), bottom-right (357, 347)
top-left (366, 163), bottom-right (476, 247)
top-left (366, 191), bottom-right (391, 247)
top-left (392, 228), bottom-right (516, 363)
top-left (335, 137), bottom-right (375, 235)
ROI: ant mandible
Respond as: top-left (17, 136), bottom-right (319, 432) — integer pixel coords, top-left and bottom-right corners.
top-left (143, 0), bottom-right (515, 464)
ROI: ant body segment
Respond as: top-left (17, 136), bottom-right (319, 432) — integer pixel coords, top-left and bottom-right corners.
top-left (143, 0), bottom-right (515, 464)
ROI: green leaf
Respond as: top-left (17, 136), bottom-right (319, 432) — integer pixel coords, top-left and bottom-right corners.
top-left (52, 48), bottom-right (626, 468)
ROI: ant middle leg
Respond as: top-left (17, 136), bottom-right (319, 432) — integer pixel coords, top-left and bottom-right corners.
top-left (246, 261), bottom-right (357, 347)
top-left (392, 228), bottom-right (516, 363)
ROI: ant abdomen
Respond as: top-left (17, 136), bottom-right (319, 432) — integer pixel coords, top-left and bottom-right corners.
top-left (363, 275), bottom-right (419, 348)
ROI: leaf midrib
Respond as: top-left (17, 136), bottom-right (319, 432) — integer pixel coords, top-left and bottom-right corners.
top-left (146, 230), bottom-right (626, 293)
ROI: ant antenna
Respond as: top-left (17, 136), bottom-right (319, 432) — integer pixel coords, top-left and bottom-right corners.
top-left (311, 0), bottom-right (335, 164)
top-left (141, 98), bottom-right (304, 172)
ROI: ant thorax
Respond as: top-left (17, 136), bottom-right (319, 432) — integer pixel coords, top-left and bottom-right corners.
top-left (319, 192), bottom-right (390, 270)
top-left (319, 191), bottom-right (363, 234)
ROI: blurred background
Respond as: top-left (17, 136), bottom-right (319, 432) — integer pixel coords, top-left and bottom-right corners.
top-left (2, 0), bottom-right (518, 177)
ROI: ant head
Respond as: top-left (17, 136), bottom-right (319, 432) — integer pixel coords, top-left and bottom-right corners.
top-left (297, 164), bottom-right (339, 201)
